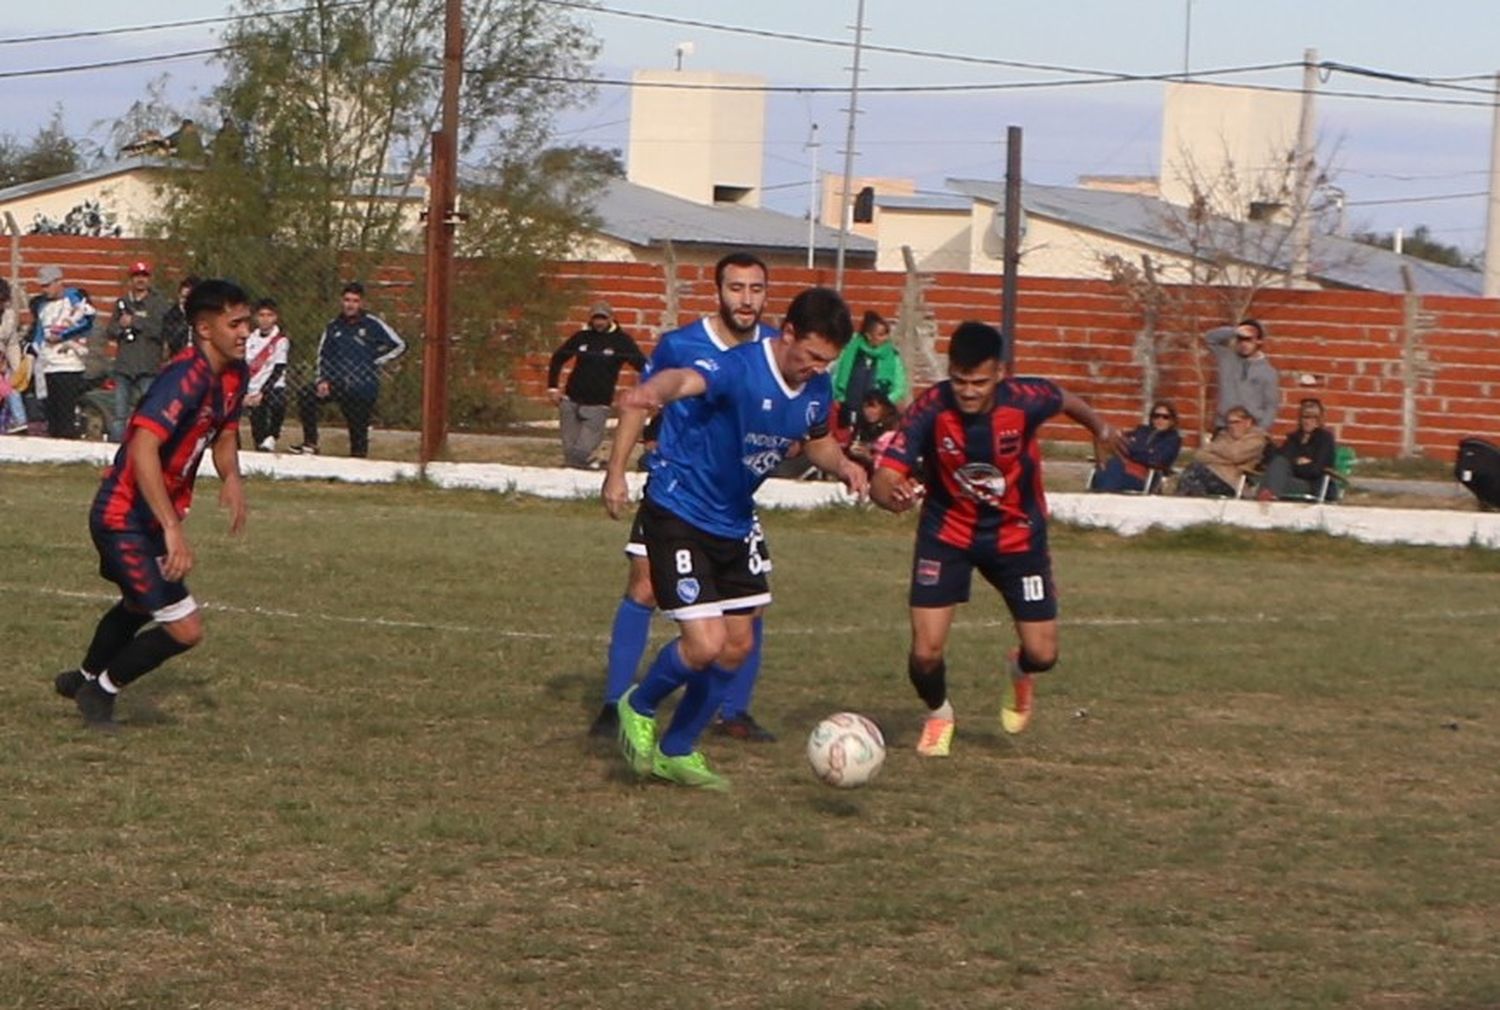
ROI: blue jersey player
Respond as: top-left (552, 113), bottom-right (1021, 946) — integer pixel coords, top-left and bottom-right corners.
top-left (595, 252), bottom-right (780, 743)
top-left (871, 321), bottom-right (1120, 757)
top-left (612, 287), bottom-right (867, 790)
top-left (55, 280), bottom-right (252, 730)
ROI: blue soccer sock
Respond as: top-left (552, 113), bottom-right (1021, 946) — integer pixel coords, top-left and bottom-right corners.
top-left (604, 596), bottom-right (654, 704)
top-left (660, 663), bottom-right (735, 757)
top-left (632, 639), bottom-right (696, 714)
top-left (719, 615), bottom-right (764, 719)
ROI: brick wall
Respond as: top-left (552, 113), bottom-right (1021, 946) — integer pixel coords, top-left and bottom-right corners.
top-left (11, 236), bottom-right (1498, 459)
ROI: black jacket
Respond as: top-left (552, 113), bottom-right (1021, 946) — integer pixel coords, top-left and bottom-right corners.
top-left (547, 324), bottom-right (646, 406)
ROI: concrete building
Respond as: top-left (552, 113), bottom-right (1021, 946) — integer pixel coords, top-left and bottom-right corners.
top-left (627, 70), bottom-right (767, 208)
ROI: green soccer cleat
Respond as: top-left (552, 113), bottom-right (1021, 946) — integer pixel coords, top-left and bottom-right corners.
top-left (651, 748), bottom-right (730, 791)
top-left (616, 686), bottom-right (657, 776)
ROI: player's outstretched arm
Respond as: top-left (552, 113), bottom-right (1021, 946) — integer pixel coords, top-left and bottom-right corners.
top-left (212, 425), bottom-right (246, 535)
top-left (802, 433), bottom-right (869, 497)
top-left (602, 399), bottom-right (649, 520)
top-left (869, 467), bottom-right (923, 514)
top-left (618, 367), bottom-right (707, 413)
top-left (128, 428), bottom-right (196, 581)
top-left (1060, 389), bottom-right (1123, 462)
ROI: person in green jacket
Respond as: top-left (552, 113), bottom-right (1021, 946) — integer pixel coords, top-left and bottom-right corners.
top-left (832, 310), bottom-right (909, 428)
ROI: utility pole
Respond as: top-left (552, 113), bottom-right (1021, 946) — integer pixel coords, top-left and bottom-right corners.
top-left (834, 0), bottom-right (867, 290)
top-left (806, 123), bottom-right (820, 269)
top-left (1289, 47), bottom-right (1318, 286)
top-left (1001, 126), bottom-right (1022, 373)
top-left (420, 0), bottom-right (462, 464)
top-left (1484, 71), bottom-right (1500, 297)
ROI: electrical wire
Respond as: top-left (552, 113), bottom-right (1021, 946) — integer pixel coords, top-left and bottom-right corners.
top-left (0, 1), bottom-right (363, 46)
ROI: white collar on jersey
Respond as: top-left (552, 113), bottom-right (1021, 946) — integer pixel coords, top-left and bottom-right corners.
top-left (700, 315), bottom-right (767, 353)
top-left (760, 338), bottom-right (803, 398)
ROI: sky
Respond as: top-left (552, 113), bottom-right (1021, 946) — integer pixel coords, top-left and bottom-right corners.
top-left (6, 1), bottom-right (1499, 255)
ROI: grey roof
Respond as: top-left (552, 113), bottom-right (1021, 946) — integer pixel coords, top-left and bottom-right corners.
top-left (0, 156), bottom-right (174, 203)
top-left (594, 178), bottom-right (876, 259)
top-left (874, 193), bottom-right (970, 212)
top-left (947, 177), bottom-right (1484, 297)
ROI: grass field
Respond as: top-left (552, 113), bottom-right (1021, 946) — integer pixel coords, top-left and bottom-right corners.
top-left (2, 463), bottom-right (1499, 1010)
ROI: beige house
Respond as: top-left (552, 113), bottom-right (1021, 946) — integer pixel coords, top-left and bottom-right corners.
top-left (0, 158), bottom-right (176, 237)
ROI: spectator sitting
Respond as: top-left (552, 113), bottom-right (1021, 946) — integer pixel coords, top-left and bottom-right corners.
top-left (1256, 397), bottom-right (1336, 501)
top-left (1173, 406), bottom-right (1268, 498)
top-left (1090, 399), bottom-right (1182, 492)
top-left (832, 310), bottom-right (908, 429)
top-left (845, 390), bottom-right (900, 473)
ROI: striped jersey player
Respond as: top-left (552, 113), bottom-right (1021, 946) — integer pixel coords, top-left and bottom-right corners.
top-left (55, 280), bottom-right (253, 730)
top-left (872, 321), bottom-right (1120, 758)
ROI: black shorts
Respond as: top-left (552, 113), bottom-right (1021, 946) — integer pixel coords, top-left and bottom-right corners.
top-left (90, 523), bottom-right (197, 622)
top-left (637, 499), bottom-right (771, 620)
top-left (627, 507), bottom-right (772, 577)
top-left (908, 532), bottom-right (1057, 622)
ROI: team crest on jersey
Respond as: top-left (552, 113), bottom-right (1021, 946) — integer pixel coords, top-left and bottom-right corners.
top-left (995, 428), bottom-right (1023, 458)
top-left (955, 462), bottom-right (1008, 508)
top-left (805, 400), bottom-right (821, 427)
top-left (676, 577), bottom-right (701, 603)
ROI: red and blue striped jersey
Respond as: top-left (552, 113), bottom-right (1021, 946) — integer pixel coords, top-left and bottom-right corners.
top-left (878, 377), bottom-right (1064, 554)
top-left (92, 347), bottom-right (247, 533)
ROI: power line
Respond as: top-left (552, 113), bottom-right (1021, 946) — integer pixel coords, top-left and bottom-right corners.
top-left (0, 47), bottom-right (228, 81)
top-left (0, 1), bottom-right (363, 46)
top-left (1345, 191), bottom-right (1487, 207)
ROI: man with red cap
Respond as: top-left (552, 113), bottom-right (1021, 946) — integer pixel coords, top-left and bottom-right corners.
top-left (106, 260), bottom-right (173, 442)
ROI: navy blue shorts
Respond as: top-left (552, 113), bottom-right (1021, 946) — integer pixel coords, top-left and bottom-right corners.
top-left (908, 533), bottom-right (1057, 622)
top-left (91, 523), bottom-right (196, 622)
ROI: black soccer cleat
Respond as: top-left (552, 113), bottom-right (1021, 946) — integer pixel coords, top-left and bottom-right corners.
top-left (710, 712), bottom-right (778, 743)
top-left (75, 681), bottom-right (118, 731)
top-left (54, 669), bottom-right (87, 700)
top-left (588, 704), bottom-right (620, 739)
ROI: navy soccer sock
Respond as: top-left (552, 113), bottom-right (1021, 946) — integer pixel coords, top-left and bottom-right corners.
top-left (82, 602), bottom-right (152, 675)
top-left (660, 663), bottom-right (735, 757)
top-left (908, 656), bottom-right (948, 710)
top-left (603, 596), bottom-right (654, 704)
top-left (101, 627), bottom-right (192, 690)
top-left (632, 640), bottom-right (695, 714)
top-left (718, 615), bottom-right (764, 718)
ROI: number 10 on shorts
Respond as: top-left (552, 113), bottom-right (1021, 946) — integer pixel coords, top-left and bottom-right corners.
top-left (1021, 574), bottom-right (1046, 602)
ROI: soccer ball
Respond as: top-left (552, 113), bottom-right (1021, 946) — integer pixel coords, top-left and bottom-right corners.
top-left (806, 712), bottom-right (886, 788)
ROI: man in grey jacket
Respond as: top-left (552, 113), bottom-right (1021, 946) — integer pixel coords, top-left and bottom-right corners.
top-left (1204, 319), bottom-right (1279, 431)
top-left (106, 261), bottom-right (173, 441)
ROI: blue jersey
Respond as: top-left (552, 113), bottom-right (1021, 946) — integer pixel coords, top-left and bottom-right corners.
top-left (645, 317), bottom-right (775, 469)
top-left (645, 339), bottom-right (833, 538)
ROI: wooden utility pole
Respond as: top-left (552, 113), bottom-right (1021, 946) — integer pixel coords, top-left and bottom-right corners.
top-left (1001, 125), bottom-right (1022, 372)
top-left (420, 0), bottom-right (463, 464)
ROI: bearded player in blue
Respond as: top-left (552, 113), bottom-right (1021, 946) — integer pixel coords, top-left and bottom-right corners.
top-left (596, 253), bottom-right (781, 742)
top-left (613, 287), bottom-right (868, 790)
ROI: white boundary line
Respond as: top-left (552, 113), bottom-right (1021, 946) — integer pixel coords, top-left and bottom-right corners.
top-left (16, 584), bottom-right (1500, 641)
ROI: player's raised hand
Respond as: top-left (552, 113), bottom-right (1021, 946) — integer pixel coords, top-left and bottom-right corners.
top-left (601, 470), bottom-right (631, 520)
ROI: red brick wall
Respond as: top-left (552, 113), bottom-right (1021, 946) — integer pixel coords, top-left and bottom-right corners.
top-left (12, 236), bottom-right (1498, 459)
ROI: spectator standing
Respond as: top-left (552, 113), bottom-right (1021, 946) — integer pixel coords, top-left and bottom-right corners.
top-left (30, 265), bottom-right (96, 439)
top-left (161, 277), bottom-right (198, 358)
top-left (1257, 397), bottom-right (1337, 501)
top-left (1, 279), bottom-right (29, 433)
top-left (546, 302), bottom-right (646, 469)
top-left (1090, 400), bottom-right (1183, 492)
top-left (832, 310), bottom-right (908, 428)
top-left (1173, 406), bottom-right (1269, 498)
top-left (292, 282), bottom-right (405, 458)
top-left (106, 260), bottom-right (173, 442)
top-left (245, 298), bottom-right (291, 451)
top-left (1203, 319), bottom-right (1279, 431)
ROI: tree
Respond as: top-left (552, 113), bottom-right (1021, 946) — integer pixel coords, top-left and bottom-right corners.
top-left (1100, 140), bottom-right (1355, 440)
top-left (0, 110), bottom-right (84, 189)
top-left (146, 0), bottom-right (604, 427)
top-left (1352, 225), bottom-right (1478, 271)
